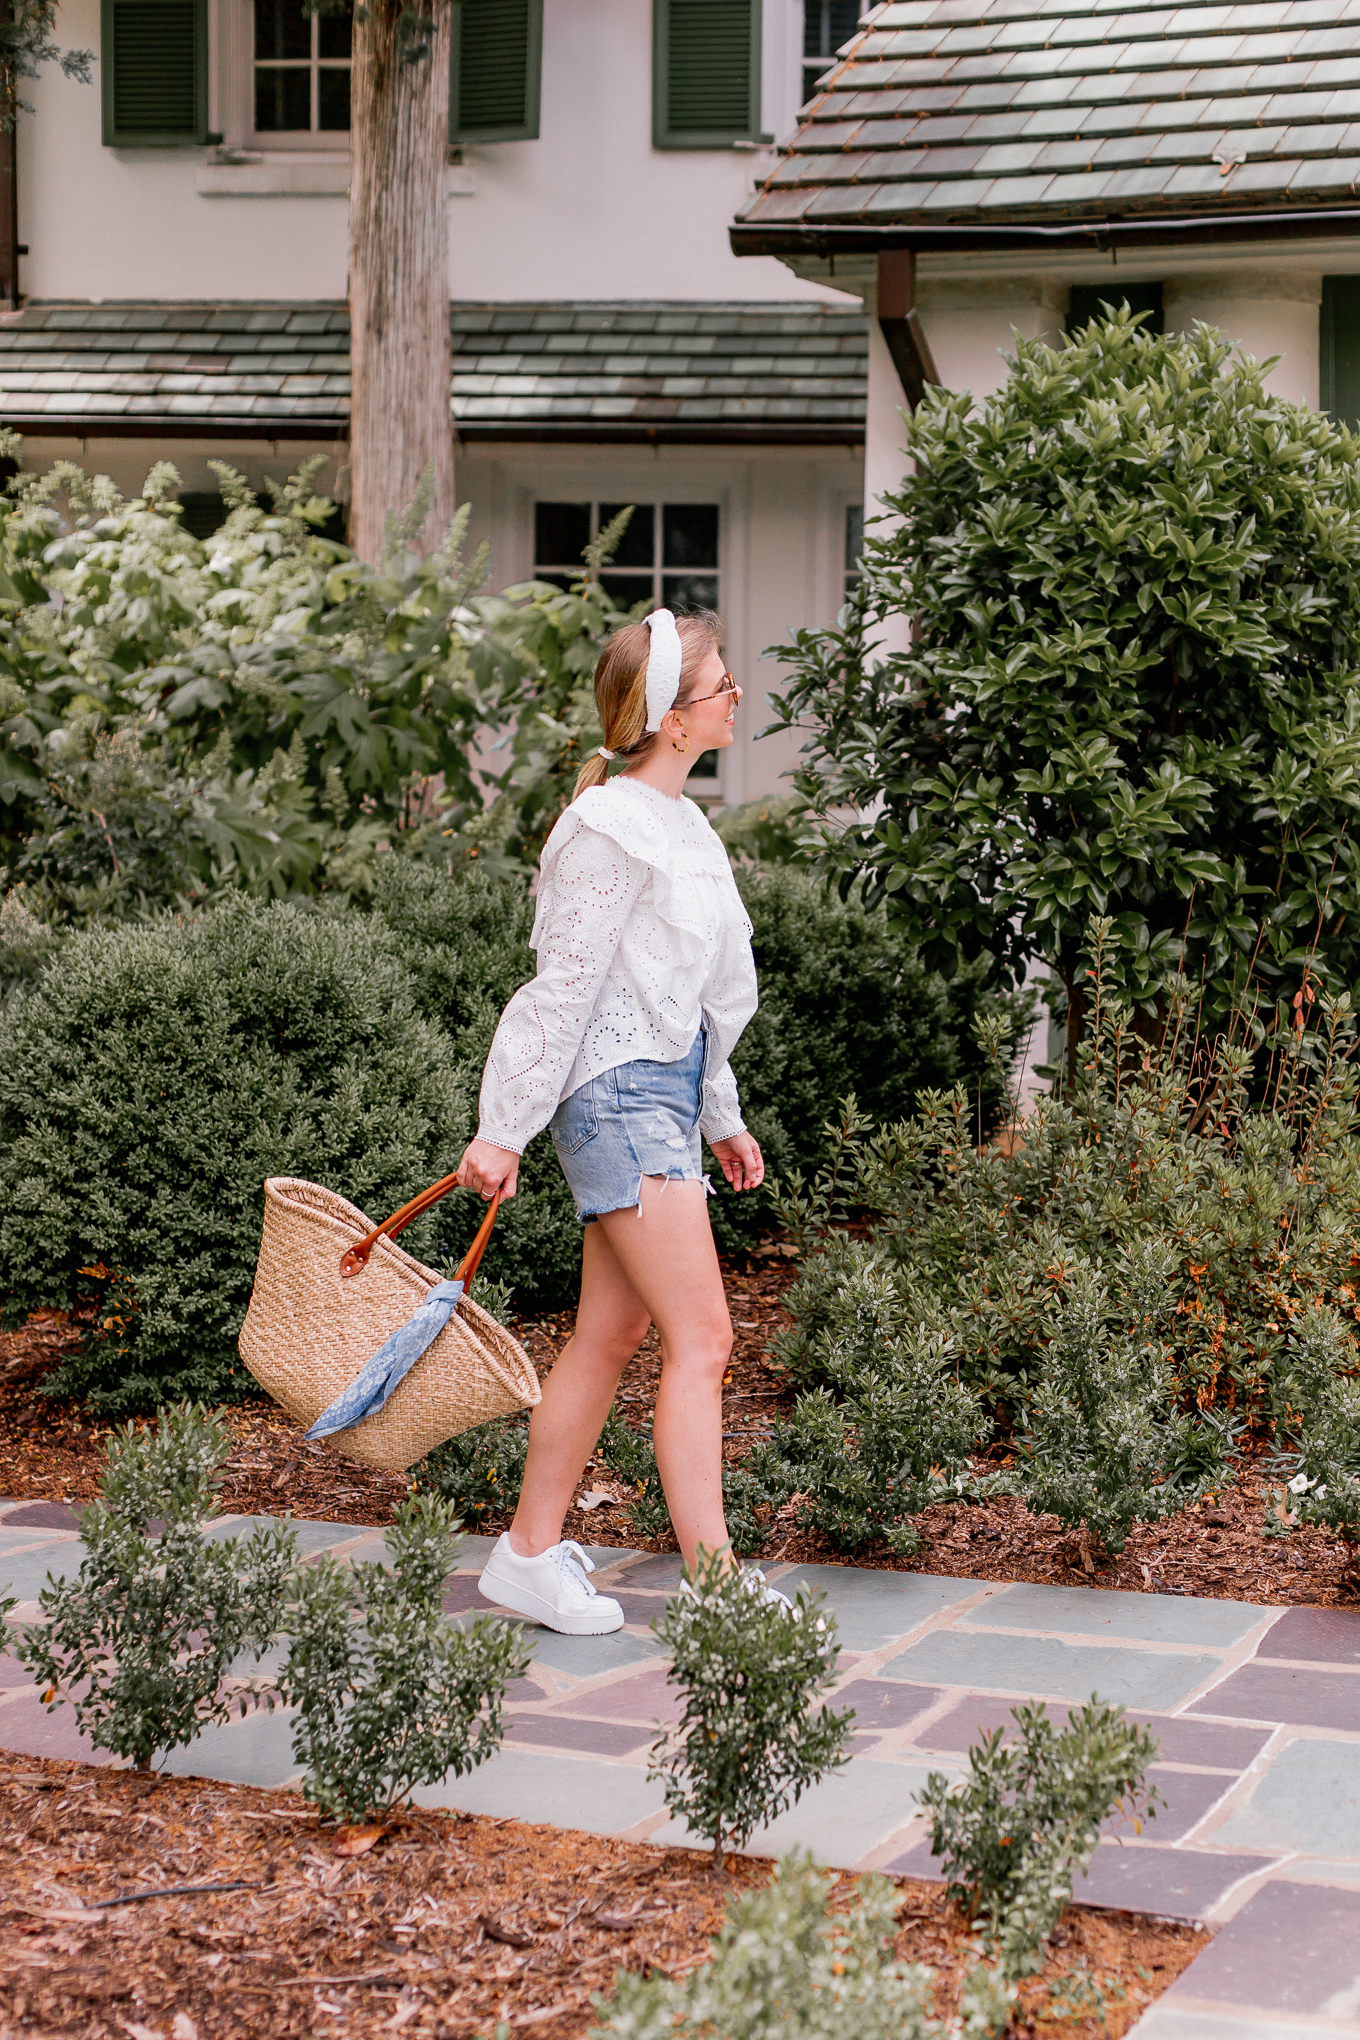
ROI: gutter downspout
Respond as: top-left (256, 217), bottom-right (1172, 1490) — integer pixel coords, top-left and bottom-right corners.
top-left (876, 249), bottom-right (938, 410)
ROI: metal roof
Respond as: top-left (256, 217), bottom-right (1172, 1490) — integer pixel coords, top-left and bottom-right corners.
top-left (0, 300), bottom-right (867, 443)
top-left (734, 0), bottom-right (1360, 252)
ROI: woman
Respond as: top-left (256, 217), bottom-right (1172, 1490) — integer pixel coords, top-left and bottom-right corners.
top-left (455, 607), bottom-right (766, 1635)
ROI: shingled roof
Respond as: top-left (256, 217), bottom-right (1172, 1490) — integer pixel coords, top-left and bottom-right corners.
top-left (0, 300), bottom-right (867, 443)
top-left (734, 0), bottom-right (1360, 254)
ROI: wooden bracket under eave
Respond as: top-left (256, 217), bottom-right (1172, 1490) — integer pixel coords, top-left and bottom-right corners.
top-left (876, 250), bottom-right (938, 410)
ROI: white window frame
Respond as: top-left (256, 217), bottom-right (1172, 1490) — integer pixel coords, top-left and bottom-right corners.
top-left (217, 0), bottom-right (352, 151)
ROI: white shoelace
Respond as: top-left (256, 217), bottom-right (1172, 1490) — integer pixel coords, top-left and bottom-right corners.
top-left (551, 1539), bottom-right (598, 1598)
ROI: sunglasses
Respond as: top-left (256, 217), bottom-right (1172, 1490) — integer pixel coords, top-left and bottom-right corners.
top-left (682, 670), bottom-right (739, 707)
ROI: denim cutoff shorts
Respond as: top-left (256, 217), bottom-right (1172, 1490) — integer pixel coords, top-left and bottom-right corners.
top-left (548, 1025), bottom-right (711, 1224)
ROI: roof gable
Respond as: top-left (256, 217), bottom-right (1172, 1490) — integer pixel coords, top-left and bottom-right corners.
top-left (735, 0), bottom-right (1360, 246)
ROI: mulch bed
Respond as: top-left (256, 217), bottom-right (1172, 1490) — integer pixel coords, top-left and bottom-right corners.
top-left (2, 1245), bottom-right (1356, 1605)
top-left (0, 1758), bottom-right (1202, 2040)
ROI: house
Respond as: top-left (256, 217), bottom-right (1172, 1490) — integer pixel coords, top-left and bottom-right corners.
top-left (732, 0), bottom-right (1360, 538)
top-left (5, 0), bottom-right (880, 806)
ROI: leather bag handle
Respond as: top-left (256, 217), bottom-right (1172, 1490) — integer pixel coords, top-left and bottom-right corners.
top-left (340, 1178), bottom-right (500, 1284)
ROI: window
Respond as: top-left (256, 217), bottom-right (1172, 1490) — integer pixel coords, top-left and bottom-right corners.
top-left (1322, 277), bottom-right (1360, 430)
top-left (450, 0), bottom-right (542, 143)
top-left (802, 0), bottom-right (862, 109)
top-left (1066, 283), bottom-right (1164, 337)
top-left (653, 0), bottom-right (762, 150)
top-left (844, 503), bottom-right (863, 601)
top-left (534, 499), bottom-right (723, 778)
top-left (101, 0), bottom-right (208, 146)
top-left (253, 0), bottom-right (351, 136)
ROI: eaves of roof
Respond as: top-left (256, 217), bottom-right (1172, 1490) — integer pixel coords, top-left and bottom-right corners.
top-left (0, 300), bottom-right (869, 443)
top-left (733, 0), bottom-right (1360, 256)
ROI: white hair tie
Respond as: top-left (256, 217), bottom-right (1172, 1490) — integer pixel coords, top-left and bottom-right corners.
top-left (643, 608), bottom-right (683, 734)
top-left (597, 746), bottom-right (616, 761)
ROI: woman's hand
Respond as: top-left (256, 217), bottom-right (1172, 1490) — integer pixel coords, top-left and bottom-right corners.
top-left (709, 1132), bottom-right (764, 1193)
top-left (456, 1138), bottom-right (521, 1201)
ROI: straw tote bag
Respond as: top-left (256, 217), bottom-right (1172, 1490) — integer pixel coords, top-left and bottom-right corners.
top-left (239, 1172), bottom-right (540, 1473)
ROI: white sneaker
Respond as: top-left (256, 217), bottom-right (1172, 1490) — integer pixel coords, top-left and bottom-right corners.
top-left (678, 1566), bottom-right (796, 1613)
top-left (478, 1534), bottom-right (625, 1636)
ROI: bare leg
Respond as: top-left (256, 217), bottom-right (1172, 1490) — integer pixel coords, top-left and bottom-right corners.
top-left (508, 1177), bottom-right (734, 1573)
top-left (598, 1179), bottom-right (732, 1571)
top-left (507, 1221), bottom-right (650, 1556)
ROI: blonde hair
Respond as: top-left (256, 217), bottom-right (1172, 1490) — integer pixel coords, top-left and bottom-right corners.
top-left (573, 609), bottom-right (723, 800)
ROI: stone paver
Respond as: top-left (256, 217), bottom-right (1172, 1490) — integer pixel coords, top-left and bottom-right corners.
top-left (4, 1497), bottom-right (1360, 2036)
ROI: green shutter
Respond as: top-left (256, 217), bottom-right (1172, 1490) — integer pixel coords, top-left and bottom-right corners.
top-left (450, 0), bottom-right (543, 145)
top-left (1322, 277), bottom-right (1360, 430)
top-left (101, 0), bottom-right (207, 146)
top-left (654, 0), bottom-right (762, 150)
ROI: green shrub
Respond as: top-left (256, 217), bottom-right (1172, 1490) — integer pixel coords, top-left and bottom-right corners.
top-left (916, 1696), bottom-right (1161, 1978)
top-left (1015, 1249), bottom-right (1225, 1554)
top-left (412, 1413), bottom-right (532, 1525)
top-left (12, 1405), bottom-right (296, 1769)
top-left (748, 1339), bottom-right (982, 1561)
top-left (1277, 1303), bottom-right (1360, 1544)
top-left (0, 894), bottom-right (469, 1410)
top-left (648, 1549), bottom-right (853, 1866)
top-left (591, 1850), bottom-right (1014, 2040)
top-left (280, 1493), bottom-right (529, 1821)
top-left (712, 869), bottom-right (1028, 1253)
top-left (777, 935), bottom-right (1360, 1429)
top-left (772, 311), bottom-right (1360, 1040)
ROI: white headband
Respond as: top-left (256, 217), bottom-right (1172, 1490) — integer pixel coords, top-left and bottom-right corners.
top-left (643, 609), bottom-right (683, 733)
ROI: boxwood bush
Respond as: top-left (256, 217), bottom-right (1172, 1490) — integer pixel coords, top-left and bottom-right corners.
top-left (0, 895), bottom-right (470, 1412)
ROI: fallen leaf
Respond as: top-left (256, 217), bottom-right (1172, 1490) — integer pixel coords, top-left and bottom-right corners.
top-left (122, 2023), bottom-right (165, 2040)
top-left (172, 2016), bottom-right (199, 2040)
top-left (577, 1490), bottom-right (615, 1511)
top-left (333, 1823), bottom-right (389, 1857)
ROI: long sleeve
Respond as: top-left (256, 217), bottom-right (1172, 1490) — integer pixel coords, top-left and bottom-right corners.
top-left (699, 1054), bottom-right (745, 1145)
top-left (476, 819), bottom-right (647, 1154)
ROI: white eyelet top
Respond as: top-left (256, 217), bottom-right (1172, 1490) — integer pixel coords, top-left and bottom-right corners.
top-left (476, 777), bottom-right (757, 1156)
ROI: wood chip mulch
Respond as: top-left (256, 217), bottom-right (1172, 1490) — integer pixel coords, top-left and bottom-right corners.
top-left (3, 1246), bottom-right (1355, 1605)
top-left (0, 1758), bottom-right (1202, 2040)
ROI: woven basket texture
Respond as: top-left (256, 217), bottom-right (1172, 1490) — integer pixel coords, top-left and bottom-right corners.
top-left (238, 1177), bottom-right (541, 1472)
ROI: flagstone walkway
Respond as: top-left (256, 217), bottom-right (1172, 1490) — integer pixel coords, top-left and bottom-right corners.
top-left (3, 1498), bottom-right (1359, 2038)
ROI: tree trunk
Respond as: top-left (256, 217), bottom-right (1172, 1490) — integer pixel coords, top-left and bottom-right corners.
top-left (347, 0), bottom-right (455, 562)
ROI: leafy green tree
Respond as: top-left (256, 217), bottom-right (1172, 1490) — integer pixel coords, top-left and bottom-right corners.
top-left (12, 1406), bottom-right (296, 1769)
top-left (769, 312), bottom-right (1360, 1050)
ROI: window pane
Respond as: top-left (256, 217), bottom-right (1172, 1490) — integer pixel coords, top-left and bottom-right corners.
top-left (845, 502), bottom-right (864, 571)
top-left (533, 572), bottom-right (574, 593)
top-left (663, 572), bottom-right (718, 614)
top-left (317, 65), bottom-right (350, 128)
top-left (318, 5), bottom-right (352, 58)
top-left (600, 572), bottom-right (652, 613)
top-left (663, 503), bottom-right (718, 570)
top-left (255, 0), bottom-right (310, 61)
top-left (598, 502), bottom-right (654, 570)
top-left (688, 751), bottom-right (719, 779)
top-left (534, 500), bottom-right (590, 569)
top-left (255, 66), bottom-right (311, 130)
top-left (803, 0), bottom-right (825, 59)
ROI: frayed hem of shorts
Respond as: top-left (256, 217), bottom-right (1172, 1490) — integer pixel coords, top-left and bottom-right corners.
top-left (578, 1167), bottom-right (707, 1224)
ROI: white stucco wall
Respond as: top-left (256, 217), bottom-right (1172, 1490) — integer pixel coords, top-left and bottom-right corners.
top-left (917, 277), bottom-right (1067, 406)
top-left (20, 0), bottom-right (852, 305)
top-left (1162, 269), bottom-right (1323, 408)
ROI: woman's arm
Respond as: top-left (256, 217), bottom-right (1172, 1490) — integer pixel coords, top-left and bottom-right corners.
top-left (458, 823), bottom-right (646, 1195)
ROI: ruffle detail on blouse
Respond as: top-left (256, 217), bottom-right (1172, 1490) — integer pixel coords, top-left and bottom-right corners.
top-left (533, 780), bottom-right (737, 969)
